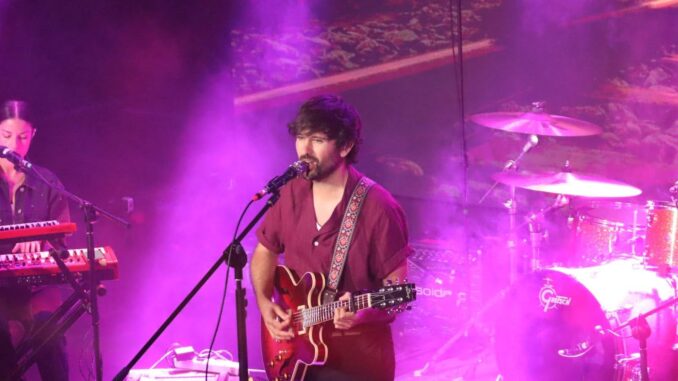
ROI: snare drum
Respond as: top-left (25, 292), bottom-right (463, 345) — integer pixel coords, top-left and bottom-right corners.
top-left (495, 258), bottom-right (677, 381)
top-left (645, 201), bottom-right (678, 270)
top-left (570, 201), bottom-right (646, 266)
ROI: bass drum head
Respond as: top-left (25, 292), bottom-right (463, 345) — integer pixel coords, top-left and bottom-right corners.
top-left (494, 270), bottom-right (615, 381)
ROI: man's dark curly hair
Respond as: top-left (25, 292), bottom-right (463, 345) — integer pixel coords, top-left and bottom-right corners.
top-left (287, 94), bottom-right (362, 164)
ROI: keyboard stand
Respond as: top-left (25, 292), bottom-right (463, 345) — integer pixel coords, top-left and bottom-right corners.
top-left (6, 242), bottom-right (95, 381)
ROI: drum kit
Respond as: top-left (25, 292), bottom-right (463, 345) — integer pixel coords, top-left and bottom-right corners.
top-left (469, 103), bottom-right (678, 381)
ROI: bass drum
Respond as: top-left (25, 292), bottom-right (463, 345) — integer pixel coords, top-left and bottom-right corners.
top-left (494, 258), bottom-right (677, 381)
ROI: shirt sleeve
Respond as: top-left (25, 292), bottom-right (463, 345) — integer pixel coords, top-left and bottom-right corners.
top-left (368, 194), bottom-right (412, 280)
top-left (255, 197), bottom-right (285, 254)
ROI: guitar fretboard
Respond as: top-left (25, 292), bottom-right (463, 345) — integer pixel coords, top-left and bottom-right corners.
top-left (293, 294), bottom-right (371, 329)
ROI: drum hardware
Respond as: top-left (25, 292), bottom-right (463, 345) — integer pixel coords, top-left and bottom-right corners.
top-left (478, 133), bottom-right (539, 205)
top-left (557, 338), bottom-right (595, 358)
top-left (523, 194), bottom-right (571, 272)
top-left (472, 103), bottom-right (620, 281)
top-left (495, 258), bottom-right (677, 381)
top-left (468, 101), bottom-right (603, 137)
top-left (491, 162), bottom-right (643, 270)
top-left (569, 200), bottom-right (647, 266)
top-left (492, 165), bottom-right (642, 199)
top-left (478, 134), bottom-right (540, 283)
top-left (611, 295), bottom-right (678, 381)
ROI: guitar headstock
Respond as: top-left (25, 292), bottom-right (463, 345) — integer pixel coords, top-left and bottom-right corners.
top-left (370, 282), bottom-right (416, 311)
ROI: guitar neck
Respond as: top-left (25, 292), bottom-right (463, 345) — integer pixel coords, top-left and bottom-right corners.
top-left (297, 293), bottom-right (372, 328)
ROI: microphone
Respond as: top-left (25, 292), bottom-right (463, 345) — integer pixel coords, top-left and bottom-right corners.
top-left (502, 134), bottom-right (539, 171)
top-left (252, 160), bottom-right (310, 201)
top-left (521, 134), bottom-right (539, 153)
top-left (0, 146), bottom-right (32, 170)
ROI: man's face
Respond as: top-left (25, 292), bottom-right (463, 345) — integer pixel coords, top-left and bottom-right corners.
top-left (0, 118), bottom-right (34, 159)
top-left (295, 130), bottom-right (351, 180)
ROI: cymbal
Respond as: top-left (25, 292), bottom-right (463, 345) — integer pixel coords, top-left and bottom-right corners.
top-left (469, 111), bottom-right (602, 137)
top-left (493, 170), bottom-right (642, 198)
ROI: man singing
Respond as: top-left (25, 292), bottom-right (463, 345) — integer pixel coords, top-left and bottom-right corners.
top-left (251, 94), bottom-right (411, 381)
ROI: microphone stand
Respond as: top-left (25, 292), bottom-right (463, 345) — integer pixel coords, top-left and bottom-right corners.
top-left (11, 159), bottom-right (130, 381)
top-left (113, 192), bottom-right (281, 381)
top-left (612, 295), bottom-right (678, 381)
top-left (478, 134), bottom-right (538, 283)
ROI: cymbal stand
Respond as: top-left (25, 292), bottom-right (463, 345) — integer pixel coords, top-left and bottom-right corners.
top-left (478, 134), bottom-right (539, 283)
top-left (506, 186), bottom-right (520, 283)
top-left (523, 194), bottom-right (570, 271)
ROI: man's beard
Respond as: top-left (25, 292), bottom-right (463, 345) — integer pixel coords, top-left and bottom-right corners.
top-left (300, 154), bottom-right (340, 181)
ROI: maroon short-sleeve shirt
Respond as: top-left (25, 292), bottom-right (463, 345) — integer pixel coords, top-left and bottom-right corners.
top-left (256, 166), bottom-right (411, 293)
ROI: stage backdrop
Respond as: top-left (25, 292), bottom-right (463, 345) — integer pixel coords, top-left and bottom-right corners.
top-left (232, 0), bottom-right (677, 377)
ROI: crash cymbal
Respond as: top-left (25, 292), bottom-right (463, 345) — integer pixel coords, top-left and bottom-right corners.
top-left (493, 170), bottom-right (642, 198)
top-left (469, 111), bottom-right (602, 137)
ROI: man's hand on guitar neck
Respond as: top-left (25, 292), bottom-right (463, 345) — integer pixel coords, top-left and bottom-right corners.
top-left (334, 259), bottom-right (409, 330)
top-left (259, 298), bottom-right (294, 341)
top-left (334, 292), bottom-right (357, 330)
top-left (333, 291), bottom-right (391, 329)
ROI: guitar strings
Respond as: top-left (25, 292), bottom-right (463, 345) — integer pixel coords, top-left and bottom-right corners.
top-left (291, 294), bottom-right (372, 326)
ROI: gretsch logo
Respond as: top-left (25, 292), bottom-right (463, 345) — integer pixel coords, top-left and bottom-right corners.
top-left (539, 278), bottom-right (572, 312)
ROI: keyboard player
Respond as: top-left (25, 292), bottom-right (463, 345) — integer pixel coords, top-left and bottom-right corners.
top-left (0, 100), bottom-right (71, 381)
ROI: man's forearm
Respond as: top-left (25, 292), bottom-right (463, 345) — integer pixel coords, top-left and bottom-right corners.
top-left (250, 244), bottom-right (279, 305)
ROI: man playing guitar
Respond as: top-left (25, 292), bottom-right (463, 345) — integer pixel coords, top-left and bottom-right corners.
top-left (251, 94), bottom-right (411, 381)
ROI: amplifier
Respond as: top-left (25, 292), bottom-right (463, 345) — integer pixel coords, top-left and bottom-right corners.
top-left (396, 242), bottom-right (482, 339)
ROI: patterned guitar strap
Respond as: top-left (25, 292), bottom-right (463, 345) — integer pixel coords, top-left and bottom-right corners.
top-left (321, 176), bottom-right (375, 305)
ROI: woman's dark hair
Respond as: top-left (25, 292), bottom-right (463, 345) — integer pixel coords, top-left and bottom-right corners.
top-left (2, 100), bottom-right (29, 121)
top-left (287, 94), bottom-right (362, 164)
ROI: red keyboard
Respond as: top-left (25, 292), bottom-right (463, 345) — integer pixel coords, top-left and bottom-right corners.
top-left (0, 220), bottom-right (77, 244)
top-left (0, 246), bottom-right (119, 287)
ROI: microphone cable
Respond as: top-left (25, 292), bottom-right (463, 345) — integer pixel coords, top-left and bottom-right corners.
top-left (205, 198), bottom-right (254, 380)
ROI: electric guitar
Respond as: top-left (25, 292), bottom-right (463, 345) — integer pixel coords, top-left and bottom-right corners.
top-left (261, 265), bottom-right (415, 381)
